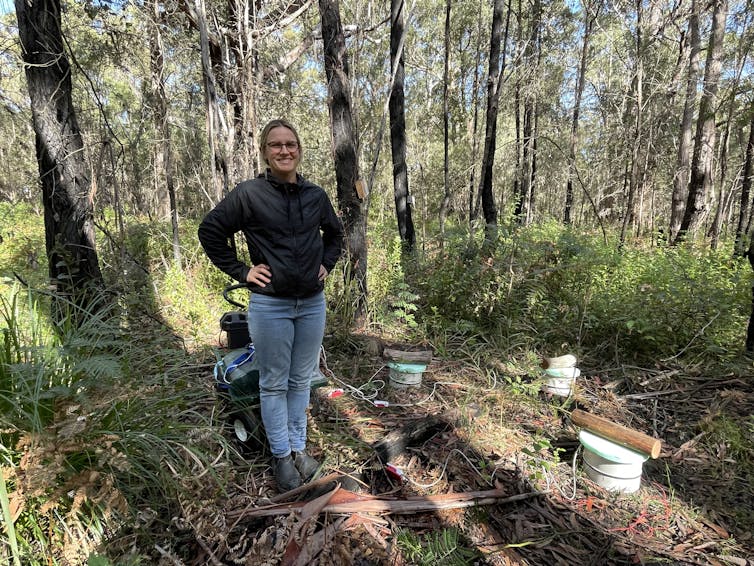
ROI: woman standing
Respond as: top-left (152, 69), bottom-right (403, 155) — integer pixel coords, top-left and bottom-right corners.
top-left (198, 119), bottom-right (344, 492)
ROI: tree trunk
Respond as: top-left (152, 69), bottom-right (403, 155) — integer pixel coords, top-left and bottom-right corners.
top-left (195, 0), bottom-right (228, 202)
top-left (467, 0), bottom-right (484, 227)
top-left (670, 0), bottom-right (701, 242)
top-left (389, 0), bottom-right (415, 253)
top-left (515, 0), bottom-right (541, 226)
top-left (675, 0), bottom-right (728, 244)
top-left (735, 105), bottom-right (754, 257)
top-left (15, 0), bottom-right (104, 324)
top-left (439, 0), bottom-right (451, 242)
top-left (319, 0), bottom-right (367, 319)
top-left (564, 0), bottom-right (599, 225)
top-left (478, 0), bottom-right (509, 245)
top-left (619, 0), bottom-right (644, 248)
top-left (151, 0), bottom-right (181, 264)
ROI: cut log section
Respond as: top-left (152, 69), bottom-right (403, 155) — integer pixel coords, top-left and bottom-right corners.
top-left (571, 409), bottom-right (662, 459)
top-left (382, 348), bottom-right (433, 365)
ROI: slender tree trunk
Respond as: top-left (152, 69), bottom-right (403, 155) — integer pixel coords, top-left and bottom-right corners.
top-left (319, 0), bottom-right (367, 319)
top-left (389, 0), bottom-right (415, 253)
top-left (670, 0), bottom-right (701, 242)
top-left (439, 0), bottom-right (451, 242)
top-left (735, 106), bottom-right (754, 257)
top-left (467, 0), bottom-right (484, 227)
top-left (515, 0), bottom-right (541, 226)
top-left (151, 0), bottom-right (181, 264)
top-left (479, 0), bottom-right (509, 245)
top-left (675, 0), bottom-right (728, 244)
top-left (565, 0), bottom-right (599, 225)
top-left (196, 0), bottom-right (228, 202)
top-left (620, 0), bottom-right (644, 247)
top-left (15, 0), bottom-right (104, 324)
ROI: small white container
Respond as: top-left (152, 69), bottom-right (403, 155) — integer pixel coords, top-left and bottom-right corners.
top-left (542, 366), bottom-right (580, 396)
top-left (579, 430), bottom-right (649, 493)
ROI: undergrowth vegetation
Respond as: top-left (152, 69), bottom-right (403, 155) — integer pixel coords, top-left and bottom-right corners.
top-left (0, 205), bottom-right (752, 564)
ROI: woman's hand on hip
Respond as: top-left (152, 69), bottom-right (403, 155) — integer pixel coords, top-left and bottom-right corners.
top-left (246, 264), bottom-right (271, 287)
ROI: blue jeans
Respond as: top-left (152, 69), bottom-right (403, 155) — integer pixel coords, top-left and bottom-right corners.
top-left (248, 292), bottom-right (325, 458)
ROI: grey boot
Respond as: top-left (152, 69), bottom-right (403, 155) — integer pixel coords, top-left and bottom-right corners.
top-left (273, 454), bottom-right (302, 492)
top-left (292, 450), bottom-right (320, 480)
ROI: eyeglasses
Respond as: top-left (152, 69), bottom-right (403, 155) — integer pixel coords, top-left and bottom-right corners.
top-left (266, 141), bottom-right (299, 152)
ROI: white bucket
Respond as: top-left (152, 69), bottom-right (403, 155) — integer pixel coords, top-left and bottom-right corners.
top-left (387, 362), bottom-right (426, 388)
top-left (542, 367), bottom-right (580, 397)
top-left (579, 430), bottom-right (649, 493)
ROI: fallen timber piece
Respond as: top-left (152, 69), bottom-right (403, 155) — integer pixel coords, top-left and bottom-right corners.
top-left (571, 408), bottom-right (662, 459)
top-left (372, 414), bottom-right (450, 463)
top-left (541, 354), bottom-right (577, 369)
top-left (231, 488), bottom-right (542, 519)
top-left (382, 347), bottom-right (433, 365)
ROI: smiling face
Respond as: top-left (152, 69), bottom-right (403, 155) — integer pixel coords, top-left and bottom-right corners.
top-left (262, 125), bottom-right (301, 183)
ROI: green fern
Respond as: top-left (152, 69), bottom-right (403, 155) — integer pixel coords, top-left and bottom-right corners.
top-left (395, 527), bottom-right (482, 565)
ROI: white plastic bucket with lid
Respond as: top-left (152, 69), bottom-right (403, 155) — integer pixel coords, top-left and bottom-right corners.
top-left (579, 429), bottom-right (649, 493)
top-left (542, 366), bottom-right (580, 396)
top-left (388, 361), bottom-right (426, 388)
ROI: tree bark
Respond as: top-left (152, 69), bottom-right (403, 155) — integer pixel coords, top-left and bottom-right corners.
top-left (564, 0), bottom-right (599, 225)
top-left (389, 0), bottom-right (415, 253)
top-left (150, 0), bottom-right (181, 264)
top-left (674, 0), bottom-right (728, 244)
top-left (734, 106), bottom-right (754, 257)
top-left (478, 0), bottom-right (509, 246)
top-left (515, 0), bottom-right (541, 227)
top-left (669, 0), bottom-right (701, 242)
top-left (319, 0), bottom-right (368, 319)
top-left (619, 0), bottom-right (644, 248)
top-left (15, 0), bottom-right (104, 324)
top-left (439, 0), bottom-right (451, 242)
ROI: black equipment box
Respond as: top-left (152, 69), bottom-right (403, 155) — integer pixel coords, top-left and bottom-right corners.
top-left (220, 311), bottom-right (250, 348)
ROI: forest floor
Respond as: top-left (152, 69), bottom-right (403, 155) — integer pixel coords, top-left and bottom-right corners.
top-left (180, 333), bottom-right (754, 566)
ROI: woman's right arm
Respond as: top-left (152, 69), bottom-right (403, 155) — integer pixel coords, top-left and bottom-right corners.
top-left (197, 188), bottom-right (251, 284)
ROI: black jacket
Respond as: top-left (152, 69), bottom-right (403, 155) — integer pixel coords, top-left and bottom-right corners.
top-left (198, 171), bottom-right (344, 298)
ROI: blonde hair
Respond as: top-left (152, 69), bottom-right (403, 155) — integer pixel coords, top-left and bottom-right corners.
top-left (259, 119), bottom-right (302, 166)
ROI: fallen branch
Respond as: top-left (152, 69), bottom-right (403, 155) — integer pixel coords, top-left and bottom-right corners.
top-left (230, 489), bottom-right (541, 519)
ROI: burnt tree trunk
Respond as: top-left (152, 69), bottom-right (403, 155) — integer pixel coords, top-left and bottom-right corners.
top-left (15, 0), bottom-right (104, 325)
top-left (389, 0), bottom-right (415, 253)
top-left (478, 0), bottom-right (510, 246)
top-left (319, 0), bottom-right (368, 319)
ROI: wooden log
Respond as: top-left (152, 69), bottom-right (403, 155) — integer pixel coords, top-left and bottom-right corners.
top-left (232, 489), bottom-right (542, 519)
top-left (541, 354), bottom-right (577, 369)
top-left (373, 415), bottom-right (450, 463)
top-left (571, 409), bottom-right (662, 459)
top-left (382, 348), bottom-right (433, 364)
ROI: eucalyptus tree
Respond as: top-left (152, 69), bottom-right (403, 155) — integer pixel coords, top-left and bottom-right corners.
top-left (319, 0), bottom-right (368, 318)
top-left (734, 103), bottom-right (754, 257)
top-left (478, 0), bottom-right (509, 244)
top-left (675, 0), bottom-right (729, 243)
top-left (14, 0), bottom-right (104, 324)
top-left (149, 0), bottom-right (181, 263)
top-left (513, 0), bottom-right (542, 226)
top-left (564, 0), bottom-right (601, 225)
top-left (670, 0), bottom-right (701, 242)
top-left (389, 0), bottom-right (415, 252)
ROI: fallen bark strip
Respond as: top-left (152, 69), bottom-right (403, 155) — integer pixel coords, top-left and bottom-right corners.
top-left (231, 489), bottom-right (542, 519)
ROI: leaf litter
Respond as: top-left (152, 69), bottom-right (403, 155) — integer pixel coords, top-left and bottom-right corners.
top-left (159, 343), bottom-right (754, 565)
